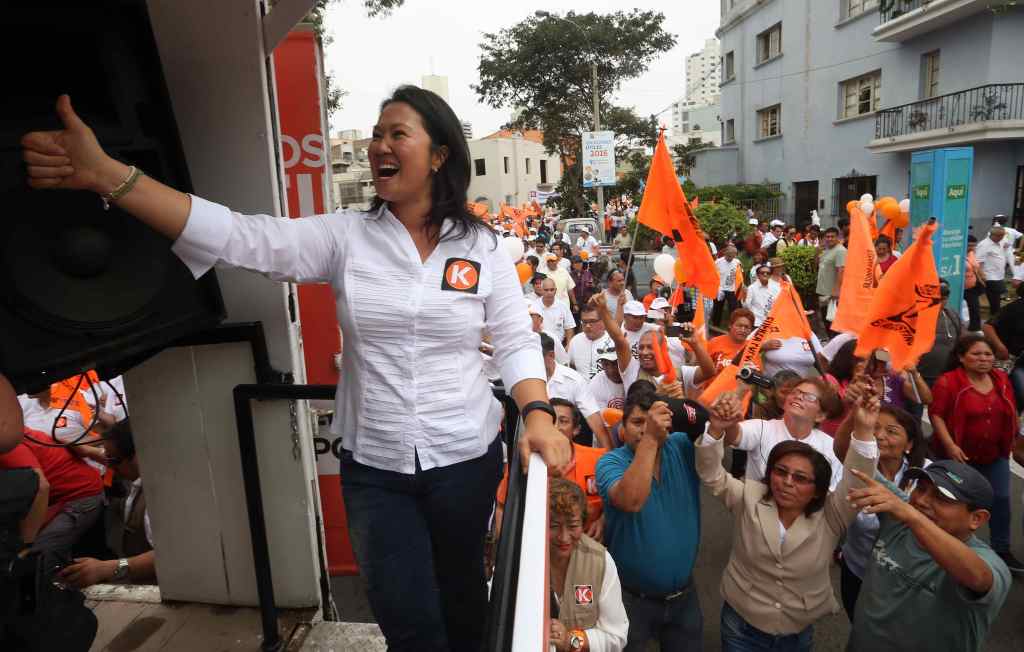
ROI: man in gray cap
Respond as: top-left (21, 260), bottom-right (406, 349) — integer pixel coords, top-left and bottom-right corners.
top-left (846, 460), bottom-right (1011, 652)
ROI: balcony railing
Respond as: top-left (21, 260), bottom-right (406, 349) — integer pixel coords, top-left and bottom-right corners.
top-left (879, 0), bottom-right (929, 23)
top-left (873, 83), bottom-right (1024, 140)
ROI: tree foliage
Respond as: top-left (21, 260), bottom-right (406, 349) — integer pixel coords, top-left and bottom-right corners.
top-left (295, 0), bottom-right (406, 115)
top-left (694, 202), bottom-right (750, 245)
top-left (779, 245), bottom-right (819, 297)
top-left (474, 11), bottom-right (675, 218)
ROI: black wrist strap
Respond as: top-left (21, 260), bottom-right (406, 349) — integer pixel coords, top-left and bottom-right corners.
top-left (521, 400), bottom-right (556, 424)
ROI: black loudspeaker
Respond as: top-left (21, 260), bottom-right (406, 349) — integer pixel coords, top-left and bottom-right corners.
top-left (0, 1), bottom-right (225, 394)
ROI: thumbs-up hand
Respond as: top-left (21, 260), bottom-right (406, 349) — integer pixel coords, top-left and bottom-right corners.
top-left (21, 95), bottom-right (119, 193)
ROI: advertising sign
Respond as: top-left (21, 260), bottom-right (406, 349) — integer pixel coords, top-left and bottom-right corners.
top-left (909, 147), bottom-right (974, 309)
top-left (582, 130), bottom-right (615, 187)
top-left (273, 28), bottom-right (355, 576)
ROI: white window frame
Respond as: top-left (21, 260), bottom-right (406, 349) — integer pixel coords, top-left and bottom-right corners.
top-left (724, 51), bottom-right (735, 81)
top-left (922, 50), bottom-right (940, 99)
top-left (756, 23), bottom-right (782, 64)
top-left (757, 105), bottom-right (781, 139)
top-left (525, 158), bottom-right (531, 174)
top-left (840, 72), bottom-right (881, 119)
top-left (724, 119), bottom-right (736, 144)
top-left (844, 0), bottom-right (878, 19)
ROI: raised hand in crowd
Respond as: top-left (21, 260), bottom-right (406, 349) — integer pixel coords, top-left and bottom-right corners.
top-left (643, 400), bottom-right (673, 446)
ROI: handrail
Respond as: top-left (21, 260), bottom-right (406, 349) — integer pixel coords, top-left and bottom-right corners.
top-left (873, 82), bottom-right (1024, 139)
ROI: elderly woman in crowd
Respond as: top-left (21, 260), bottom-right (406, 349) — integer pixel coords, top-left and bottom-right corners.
top-left (548, 478), bottom-right (628, 652)
top-left (706, 309), bottom-right (755, 373)
top-left (929, 334), bottom-right (1023, 573)
top-left (701, 387), bottom-right (880, 651)
top-left (832, 400), bottom-right (928, 618)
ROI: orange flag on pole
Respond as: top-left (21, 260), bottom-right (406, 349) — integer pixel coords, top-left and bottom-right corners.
top-left (737, 282), bottom-right (814, 371)
top-left (698, 363), bottom-right (752, 413)
top-left (654, 333), bottom-right (677, 383)
top-left (638, 133), bottom-right (719, 297)
top-left (854, 221), bottom-right (942, 370)
top-left (831, 207), bottom-right (878, 334)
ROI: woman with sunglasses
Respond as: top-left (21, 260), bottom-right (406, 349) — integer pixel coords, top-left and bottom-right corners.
top-left (701, 387), bottom-right (880, 651)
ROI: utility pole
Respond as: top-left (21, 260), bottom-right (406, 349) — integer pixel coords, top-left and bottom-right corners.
top-left (592, 61), bottom-right (604, 229)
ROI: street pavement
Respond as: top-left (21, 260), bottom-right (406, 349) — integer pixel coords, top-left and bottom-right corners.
top-left (330, 448), bottom-right (1024, 650)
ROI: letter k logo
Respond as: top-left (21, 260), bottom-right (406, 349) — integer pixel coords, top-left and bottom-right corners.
top-left (441, 258), bottom-right (481, 293)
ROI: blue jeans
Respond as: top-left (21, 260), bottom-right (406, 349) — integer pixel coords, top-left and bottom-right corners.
top-left (721, 602), bottom-right (813, 652)
top-left (339, 436), bottom-right (502, 652)
top-left (971, 456), bottom-right (1012, 553)
top-left (621, 584), bottom-right (703, 652)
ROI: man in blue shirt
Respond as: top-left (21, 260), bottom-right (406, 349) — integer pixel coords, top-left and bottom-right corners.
top-left (597, 385), bottom-right (703, 651)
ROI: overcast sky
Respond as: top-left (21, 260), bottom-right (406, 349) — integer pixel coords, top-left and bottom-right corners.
top-left (323, 1), bottom-right (720, 138)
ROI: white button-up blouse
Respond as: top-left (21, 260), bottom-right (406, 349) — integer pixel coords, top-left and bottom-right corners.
top-left (171, 196), bottom-right (545, 474)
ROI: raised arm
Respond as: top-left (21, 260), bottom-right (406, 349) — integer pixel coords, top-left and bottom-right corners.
top-left (23, 96), bottom-right (190, 240)
top-left (682, 328), bottom-right (716, 385)
top-left (607, 402), bottom-right (671, 512)
top-left (695, 414), bottom-right (745, 511)
top-left (847, 470), bottom-right (997, 595)
top-left (825, 389), bottom-right (879, 534)
top-left (591, 294), bottom-right (631, 375)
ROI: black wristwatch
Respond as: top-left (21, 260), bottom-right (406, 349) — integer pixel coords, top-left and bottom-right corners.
top-left (520, 400), bottom-right (556, 424)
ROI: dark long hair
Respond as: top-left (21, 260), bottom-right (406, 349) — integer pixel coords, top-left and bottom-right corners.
top-left (945, 333), bottom-right (992, 373)
top-left (877, 404), bottom-right (926, 489)
top-left (763, 440), bottom-right (832, 516)
top-left (370, 85), bottom-right (492, 245)
top-left (827, 339), bottom-right (861, 383)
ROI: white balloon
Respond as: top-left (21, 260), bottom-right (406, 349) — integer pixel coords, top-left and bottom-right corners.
top-left (502, 237), bottom-right (525, 262)
top-left (860, 193), bottom-right (874, 204)
top-left (860, 201), bottom-right (875, 215)
top-left (653, 253), bottom-right (676, 284)
top-left (898, 198), bottom-right (911, 213)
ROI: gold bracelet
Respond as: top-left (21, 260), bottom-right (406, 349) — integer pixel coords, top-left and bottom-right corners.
top-left (101, 165), bottom-right (144, 210)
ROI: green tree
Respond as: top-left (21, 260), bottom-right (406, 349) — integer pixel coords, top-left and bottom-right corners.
top-left (294, 0), bottom-right (407, 115)
top-left (694, 202), bottom-right (750, 245)
top-left (474, 11), bottom-right (675, 218)
top-left (779, 245), bottom-right (819, 299)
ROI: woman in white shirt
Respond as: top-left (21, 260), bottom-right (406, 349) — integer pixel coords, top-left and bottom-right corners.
top-left (23, 89), bottom-right (570, 652)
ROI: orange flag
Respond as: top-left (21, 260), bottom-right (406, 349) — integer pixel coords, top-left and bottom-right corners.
top-left (832, 207), bottom-right (878, 334)
top-left (698, 363), bottom-right (752, 414)
top-left (737, 282), bottom-right (814, 371)
top-left (854, 221), bottom-right (942, 370)
top-left (638, 133), bottom-right (719, 297)
top-left (654, 332), bottom-right (677, 383)
top-left (878, 218), bottom-right (897, 243)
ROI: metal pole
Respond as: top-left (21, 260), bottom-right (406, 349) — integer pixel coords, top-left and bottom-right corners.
top-left (592, 61), bottom-right (605, 234)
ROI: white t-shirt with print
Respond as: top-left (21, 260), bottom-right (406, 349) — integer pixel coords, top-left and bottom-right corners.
top-left (588, 371), bottom-right (625, 410)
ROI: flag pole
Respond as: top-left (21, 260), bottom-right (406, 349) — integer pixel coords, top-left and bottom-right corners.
top-left (624, 126), bottom-right (668, 293)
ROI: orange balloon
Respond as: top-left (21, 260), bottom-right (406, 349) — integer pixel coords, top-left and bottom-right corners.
top-left (601, 408), bottom-right (623, 427)
top-left (890, 210), bottom-right (910, 229)
top-left (580, 250), bottom-right (590, 260)
top-left (876, 197), bottom-right (900, 222)
top-left (846, 200), bottom-right (860, 216)
top-left (516, 261), bottom-right (532, 284)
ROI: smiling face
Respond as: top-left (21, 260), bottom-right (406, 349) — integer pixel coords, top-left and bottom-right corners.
top-left (909, 478), bottom-right (986, 540)
top-left (368, 102), bottom-right (446, 209)
top-left (769, 453), bottom-right (819, 514)
top-left (637, 331), bottom-right (658, 372)
top-left (959, 341), bottom-right (994, 375)
top-left (729, 315), bottom-right (753, 343)
top-left (783, 382), bottom-right (825, 424)
top-left (608, 271), bottom-right (625, 293)
top-left (874, 411), bottom-right (911, 463)
top-left (549, 502), bottom-right (584, 562)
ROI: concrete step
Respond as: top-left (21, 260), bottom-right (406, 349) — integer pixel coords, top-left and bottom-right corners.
top-left (294, 622), bottom-right (386, 651)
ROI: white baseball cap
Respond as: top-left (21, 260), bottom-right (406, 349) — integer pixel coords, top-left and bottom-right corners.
top-left (646, 309), bottom-right (664, 321)
top-left (596, 344), bottom-right (617, 362)
top-left (770, 219), bottom-right (785, 227)
top-left (623, 300), bottom-right (646, 317)
top-left (650, 297), bottom-right (671, 310)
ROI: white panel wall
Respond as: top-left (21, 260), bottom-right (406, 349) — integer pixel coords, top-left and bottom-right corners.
top-left (123, 0), bottom-right (321, 608)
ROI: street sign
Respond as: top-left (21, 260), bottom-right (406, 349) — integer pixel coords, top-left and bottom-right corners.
top-left (909, 147), bottom-right (974, 310)
top-left (582, 130), bottom-right (616, 187)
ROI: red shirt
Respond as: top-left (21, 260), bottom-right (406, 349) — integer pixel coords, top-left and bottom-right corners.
top-left (930, 368), bottom-right (1016, 464)
top-left (0, 428), bottom-right (103, 524)
top-left (878, 255), bottom-right (898, 275)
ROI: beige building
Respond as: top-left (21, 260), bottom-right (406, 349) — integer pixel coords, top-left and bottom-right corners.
top-left (329, 134), bottom-right (374, 211)
top-left (467, 130), bottom-right (562, 210)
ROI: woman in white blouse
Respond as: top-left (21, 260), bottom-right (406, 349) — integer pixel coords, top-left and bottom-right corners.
top-left (22, 90), bottom-right (570, 652)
